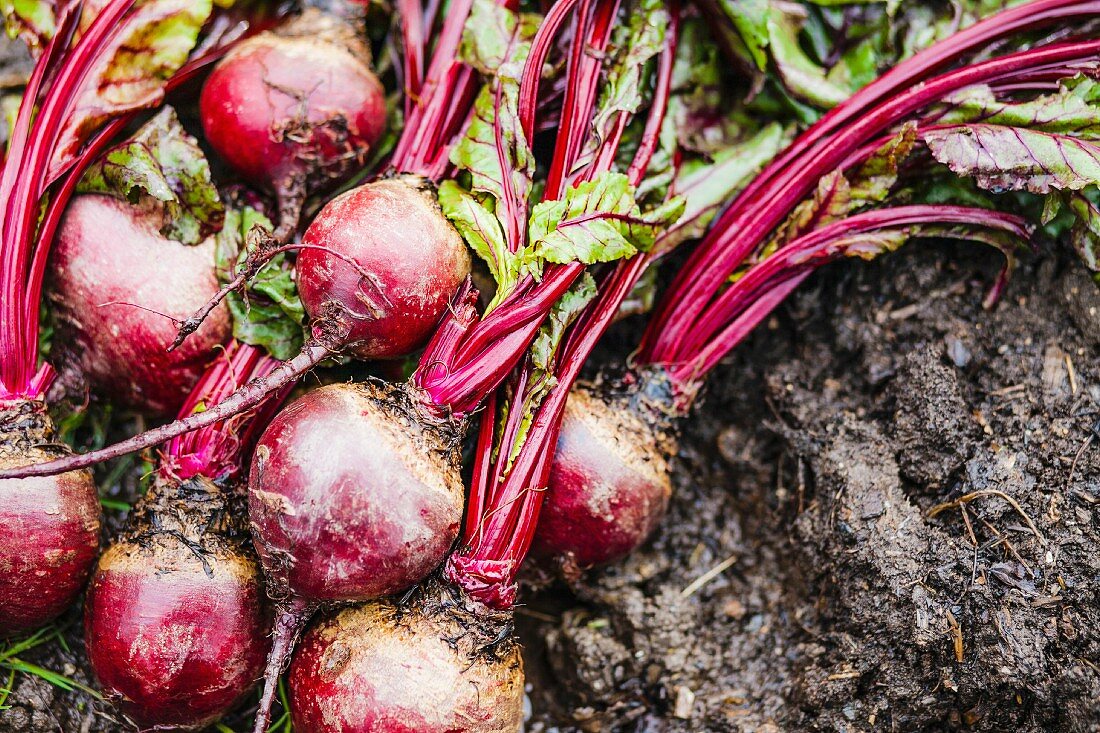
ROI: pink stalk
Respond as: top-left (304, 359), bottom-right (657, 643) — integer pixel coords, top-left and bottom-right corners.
top-left (641, 37), bottom-right (1100, 364)
top-left (443, 3), bottom-right (680, 605)
top-left (159, 341), bottom-right (285, 482)
top-left (645, 0), bottom-right (1100, 357)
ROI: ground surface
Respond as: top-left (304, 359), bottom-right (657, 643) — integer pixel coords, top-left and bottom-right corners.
top-left (3, 241), bottom-right (1099, 733)
top-left (521, 242), bottom-right (1100, 733)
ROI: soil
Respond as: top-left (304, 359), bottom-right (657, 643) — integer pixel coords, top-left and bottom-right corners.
top-left (520, 241), bottom-right (1100, 733)
top-left (6, 239), bottom-right (1100, 733)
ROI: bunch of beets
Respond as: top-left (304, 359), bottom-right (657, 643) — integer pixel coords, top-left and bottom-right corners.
top-left (2, 0), bottom-right (1100, 730)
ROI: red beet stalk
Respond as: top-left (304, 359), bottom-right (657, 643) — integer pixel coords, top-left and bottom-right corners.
top-left (645, 0), bottom-right (1100, 358)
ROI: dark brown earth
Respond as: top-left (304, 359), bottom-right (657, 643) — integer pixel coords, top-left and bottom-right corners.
top-left (521, 241), bottom-right (1100, 732)
top-left (4, 242), bottom-right (1099, 732)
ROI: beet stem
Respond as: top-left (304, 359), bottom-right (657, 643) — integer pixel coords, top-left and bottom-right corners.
top-left (0, 343), bottom-right (329, 479)
top-left (253, 597), bottom-right (312, 733)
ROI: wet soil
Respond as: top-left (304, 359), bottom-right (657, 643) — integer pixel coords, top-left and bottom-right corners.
top-left (521, 242), bottom-right (1100, 732)
top-left (4, 216), bottom-right (1099, 730)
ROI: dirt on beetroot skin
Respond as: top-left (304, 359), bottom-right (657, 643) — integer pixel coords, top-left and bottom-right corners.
top-left (520, 242), bottom-right (1100, 732)
top-left (5, 246), bottom-right (1100, 732)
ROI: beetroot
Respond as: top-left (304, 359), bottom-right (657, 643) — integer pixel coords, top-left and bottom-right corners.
top-left (49, 194), bottom-right (230, 416)
top-left (247, 381), bottom-right (465, 732)
top-left (297, 177), bottom-right (472, 360)
top-left (0, 401), bottom-right (99, 636)
top-left (200, 9), bottom-right (386, 240)
top-left (533, 384), bottom-right (675, 568)
top-left (82, 341), bottom-right (283, 729)
top-left (288, 584), bottom-right (524, 733)
top-left (84, 477), bottom-right (269, 730)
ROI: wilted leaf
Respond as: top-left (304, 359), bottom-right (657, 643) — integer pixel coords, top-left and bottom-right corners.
top-left (579, 0), bottom-right (669, 167)
top-left (215, 205), bottom-right (305, 359)
top-left (52, 0), bottom-right (213, 175)
top-left (923, 124), bottom-right (1100, 194)
top-left (939, 79), bottom-right (1100, 140)
top-left (78, 106), bottom-right (224, 244)
top-left (1, 0), bottom-right (56, 52)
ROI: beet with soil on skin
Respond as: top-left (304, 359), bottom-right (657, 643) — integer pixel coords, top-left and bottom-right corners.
top-left (534, 382), bottom-right (677, 569)
top-left (288, 583), bottom-right (525, 733)
top-left (247, 381), bottom-right (466, 732)
top-left (199, 8), bottom-right (387, 239)
top-left (0, 401), bottom-right (100, 636)
top-left (296, 176), bottom-right (472, 360)
top-left (84, 476), bottom-right (269, 730)
top-left (249, 381), bottom-right (464, 603)
top-left (49, 194), bottom-right (231, 417)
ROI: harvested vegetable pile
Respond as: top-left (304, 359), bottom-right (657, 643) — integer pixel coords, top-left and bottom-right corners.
top-left (1, 0), bottom-right (1099, 731)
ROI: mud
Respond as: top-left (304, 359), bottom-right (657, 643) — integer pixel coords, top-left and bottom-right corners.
top-left (523, 242), bottom-right (1100, 732)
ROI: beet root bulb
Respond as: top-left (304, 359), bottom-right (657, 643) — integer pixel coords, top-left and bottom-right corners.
top-left (84, 476), bottom-right (268, 730)
top-left (247, 381), bottom-right (465, 732)
top-left (289, 585), bottom-right (525, 733)
top-left (248, 381), bottom-right (464, 604)
top-left (0, 401), bottom-right (100, 636)
top-left (296, 176), bottom-right (472, 360)
top-left (199, 9), bottom-right (386, 238)
top-left (49, 194), bottom-right (231, 416)
top-left (533, 384), bottom-right (675, 569)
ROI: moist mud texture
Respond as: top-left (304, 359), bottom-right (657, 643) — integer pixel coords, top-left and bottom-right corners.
top-left (522, 243), bottom-right (1100, 732)
top-left (4, 245), bottom-right (1100, 731)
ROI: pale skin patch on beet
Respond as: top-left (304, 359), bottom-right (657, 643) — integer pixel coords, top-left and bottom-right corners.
top-left (84, 476), bottom-right (269, 729)
top-left (49, 194), bottom-right (231, 416)
top-left (289, 590), bottom-right (525, 733)
top-left (534, 385), bottom-right (674, 568)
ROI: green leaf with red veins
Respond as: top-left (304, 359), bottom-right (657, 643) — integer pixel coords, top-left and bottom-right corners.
top-left (77, 106), bottom-right (224, 245)
top-left (939, 78), bottom-right (1100, 140)
top-left (215, 205), bottom-right (306, 360)
top-left (437, 181), bottom-right (515, 305)
top-left (448, 0), bottom-right (539, 251)
top-left (527, 171), bottom-right (684, 271)
top-left (52, 0), bottom-right (212, 176)
top-left (922, 124), bottom-right (1100, 194)
top-left (1, 0), bottom-right (55, 53)
top-left (459, 0), bottom-right (540, 76)
top-left (577, 0), bottom-right (669, 168)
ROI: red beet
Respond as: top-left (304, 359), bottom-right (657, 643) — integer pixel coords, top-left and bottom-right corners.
top-left (0, 401), bottom-right (99, 636)
top-left (49, 194), bottom-right (230, 416)
top-left (533, 383), bottom-right (676, 569)
top-left (200, 9), bottom-right (386, 240)
top-left (288, 584), bottom-right (524, 733)
top-left (84, 476), bottom-right (269, 730)
top-left (247, 381), bottom-right (465, 732)
top-left (296, 176), bottom-right (472, 360)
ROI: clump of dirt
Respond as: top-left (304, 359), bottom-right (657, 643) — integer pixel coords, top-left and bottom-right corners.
top-left (523, 242), bottom-right (1100, 732)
